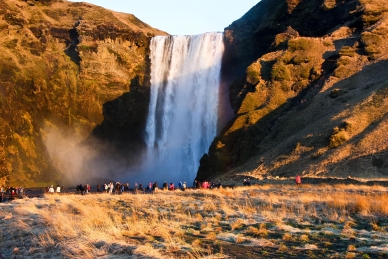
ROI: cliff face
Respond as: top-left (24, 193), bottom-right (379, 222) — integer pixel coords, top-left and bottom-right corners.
top-left (198, 0), bottom-right (388, 181)
top-left (0, 0), bottom-right (167, 186)
top-left (2, 0), bottom-right (387, 187)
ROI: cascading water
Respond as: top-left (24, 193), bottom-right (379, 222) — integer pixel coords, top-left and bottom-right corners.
top-left (141, 32), bottom-right (224, 184)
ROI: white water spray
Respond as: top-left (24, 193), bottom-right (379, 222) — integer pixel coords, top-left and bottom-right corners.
top-left (142, 32), bottom-right (224, 184)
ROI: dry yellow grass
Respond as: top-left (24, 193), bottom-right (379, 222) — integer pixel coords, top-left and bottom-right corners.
top-left (1, 184), bottom-right (388, 258)
top-left (230, 218), bottom-right (244, 231)
top-left (282, 233), bottom-right (293, 241)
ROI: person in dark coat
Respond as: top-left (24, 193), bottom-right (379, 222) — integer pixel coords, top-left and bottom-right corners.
top-left (115, 182), bottom-right (121, 194)
top-left (153, 181), bottom-right (159, 191)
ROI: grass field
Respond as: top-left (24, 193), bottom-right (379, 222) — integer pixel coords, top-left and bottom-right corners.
top-left (1, 183), bottom-right (388, 258)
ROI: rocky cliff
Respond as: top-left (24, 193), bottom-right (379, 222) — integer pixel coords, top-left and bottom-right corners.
top-left (198, 0), bottom-right (388, 181)
top-left (0, 0), bottom-right (167, 186)
top-left (2, 0), bottom-right (388, 187)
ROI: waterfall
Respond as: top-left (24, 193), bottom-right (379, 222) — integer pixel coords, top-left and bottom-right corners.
top-left (142, 32), bottom-right (224, 184)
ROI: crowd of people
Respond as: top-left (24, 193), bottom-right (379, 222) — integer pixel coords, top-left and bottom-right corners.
top-left (1, 186), bottom-right (24, 202)
top-left (63, 176), bottom-right (303, 196)
top-left (1, 186), bottom-right (23, 196)
top-left (71, 179), bottom-right (224, 195)
top-left (0, 185), bottom-right (65, 201)
top-left (1, 175), bottom-right (303, 201)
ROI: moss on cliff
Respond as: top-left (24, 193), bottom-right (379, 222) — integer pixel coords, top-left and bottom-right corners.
top-left (198, 0), bottom-right (388, 181)
top-left (0, 0), bottom-right (167, 186)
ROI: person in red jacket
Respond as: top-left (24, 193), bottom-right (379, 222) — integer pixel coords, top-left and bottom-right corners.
top-left (295, 175), bottom-right (302, 187)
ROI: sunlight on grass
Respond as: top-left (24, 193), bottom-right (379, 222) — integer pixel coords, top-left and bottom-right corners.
top-left (1, 184), bottom-right (388, 258)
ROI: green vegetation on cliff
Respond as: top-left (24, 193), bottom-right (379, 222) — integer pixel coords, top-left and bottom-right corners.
top-left (0, 0), bottom-right (167, 186)
top-left (198, 0), bottom-right (388, 181)
top-left (2, 0), bottom-right (388, 186)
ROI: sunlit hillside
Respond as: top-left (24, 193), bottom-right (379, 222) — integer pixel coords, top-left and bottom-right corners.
top-left (199, 0), bottom-right (388, 182)
top-left (0, 0), bottom-right (167, 187)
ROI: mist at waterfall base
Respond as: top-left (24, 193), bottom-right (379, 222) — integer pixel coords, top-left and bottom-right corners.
top-left (132, 32), bottom-right (225, 185)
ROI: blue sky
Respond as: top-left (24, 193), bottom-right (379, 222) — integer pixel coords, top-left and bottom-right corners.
top-left (69, 0), bottom-right (260, 35)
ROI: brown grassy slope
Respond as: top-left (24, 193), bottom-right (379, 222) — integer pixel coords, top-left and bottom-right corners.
top-left (0, 0), bottom-right (167, 187)
top-left (198, 0), bottom-right (388, 181)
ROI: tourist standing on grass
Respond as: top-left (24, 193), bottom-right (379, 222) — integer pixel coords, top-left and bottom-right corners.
top-left (97, 183), bottom-right (100, 192)
top-left (78, 184), bottom-right (84, 195)
top-left (153, 181), bottom-right (158, 191)
top-left (202, 181), bottom-right (209, 189)
top-left (56, 185), bottom-right (61, 193)
top-left (109, 182), bottom-right (114, 194)
top-left (115, 182), bottom-right (121, 194)
top-left (48, 185), bottom-right (55, 193)
top-left (1, 186), bottom-right (4, 202)
top-left (296, 175), bottom-right (302, 186)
